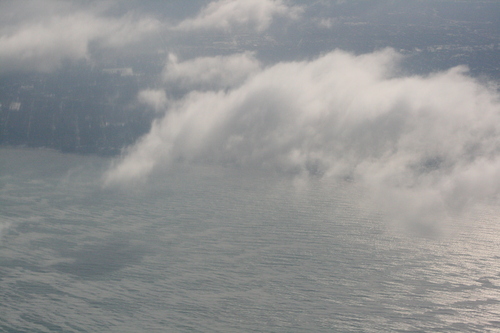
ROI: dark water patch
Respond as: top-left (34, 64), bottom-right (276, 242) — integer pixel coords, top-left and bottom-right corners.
top-left (0, 259), bottom-right (47, 273)
top-left (452, 298), bottom-right (500, 309)
top-left (51, 238), bottom-right (149, 279)
top-left (30, 238), bottom-right (78, 254)
top-left (0, 324), bottom-right (26, 333)
top-left (450, 283), bottom-right (480, 292)
top-left (19, 313), bottom-right (65, 332)
top-left (14, 280), bottom-right (66, 297)
top-left (14, 220), bottom-right (75, 236)
top-left (476, 277), bottom-right (500, 289)
top-left (88, 297), bottom-right (143, 316)
top-left (259, 252), bottom-right (312, 267)
top-left (425, 307), bottom-right (459, 317)
top-left (49, 217), bottom-right (99, 228)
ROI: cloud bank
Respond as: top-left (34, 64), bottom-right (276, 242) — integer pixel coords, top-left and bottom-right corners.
top-left (0, 0), bottom-right (298, 72)
top-left (0, 3), bottom-right (161, 72)
top-left (106, 48), bottom-right (500, 227)
top-left (175, 0), bottom-right (302, 32)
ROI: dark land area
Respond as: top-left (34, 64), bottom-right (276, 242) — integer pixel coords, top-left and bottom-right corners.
top-left (0, 65), bottom-right (155, 155)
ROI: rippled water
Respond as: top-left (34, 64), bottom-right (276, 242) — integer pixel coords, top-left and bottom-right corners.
top-left (1, 147), bottom-right (500, 332)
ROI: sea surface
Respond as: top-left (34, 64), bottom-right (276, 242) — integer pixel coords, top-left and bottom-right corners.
top-left (1, 147), bottom-right (500, 332)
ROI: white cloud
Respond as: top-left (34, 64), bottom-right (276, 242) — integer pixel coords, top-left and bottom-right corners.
top-left (175, 0), bottom-right (302, 32)
top-left (105, 48), bottom-right (500, 227)
top-left (163, 52), bottom-right (261, 90)
top-left (138, 89), bottom-right (169, 113)
top-left (317, 18), bottom-right (336, 29)
top-left (0, 221), bottom-right (12, 243)
top-left (0, 9), bottom-right (161, 72)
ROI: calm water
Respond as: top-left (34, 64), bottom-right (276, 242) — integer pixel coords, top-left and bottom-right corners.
top-left (1, 147), bottom-right (500, 332)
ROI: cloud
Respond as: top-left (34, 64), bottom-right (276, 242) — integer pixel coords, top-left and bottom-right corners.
top-left (163, 52), bottom-right (261, 91)
top-left (0, 4), bottom-right (161, 72)
top-left (317, 18), bottom-right (336, 29)
top-left (175, 0), bottom-right (302, 32)
top-left (0, 221), bottom-right (12, 243)
top-left (138, 89), bottom-right (169, 113)
top-left (105, 48), bottom-right (500, 227)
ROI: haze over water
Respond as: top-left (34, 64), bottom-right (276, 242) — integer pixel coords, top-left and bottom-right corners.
top-left (2, 147), bottom-right (500, 332)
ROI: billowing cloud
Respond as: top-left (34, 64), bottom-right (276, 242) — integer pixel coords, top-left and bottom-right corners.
top-left (163, 52), bottom-right (261, 90)
top-left (105, 48), bottom-right (500, 228)
top-left (0, 6), bottom-right (161, 72)
top-left (175, 0), bottom-right (302, 32)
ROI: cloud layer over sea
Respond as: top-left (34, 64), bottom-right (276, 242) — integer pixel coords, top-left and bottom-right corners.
top-left (106, 47), bottom-right (500, 230)
top-left (2, 0), bottom-right (500, 230)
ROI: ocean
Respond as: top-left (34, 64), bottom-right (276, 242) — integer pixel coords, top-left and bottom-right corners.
top-left (1, 147), bottom-right (500, 332)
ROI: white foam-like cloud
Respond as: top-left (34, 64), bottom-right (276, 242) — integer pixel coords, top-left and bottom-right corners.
top-left (175, 0), bottom-right (302, 32)
top-left (0, 10), bottom-right (161, 72)
top-left (106, 48), bottom-right (500, 226)
top-left (163, 52), bottom-right (261, 90)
